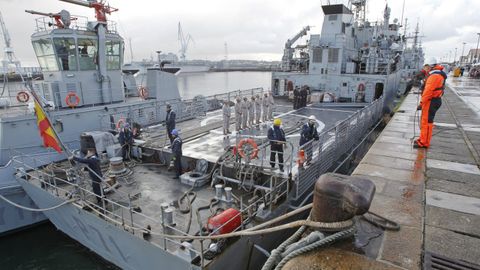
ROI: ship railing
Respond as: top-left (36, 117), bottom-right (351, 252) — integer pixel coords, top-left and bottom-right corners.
top-left (11, 152), bottom-right (289, 266)
top-left (11, 153), bottom-right (205, 260)
top-left (294, 95), bottom-right (384, 199)
top-left (232, 135), bottom-right (295, 175)
top-left (33, 15), bottom-right (117, 33)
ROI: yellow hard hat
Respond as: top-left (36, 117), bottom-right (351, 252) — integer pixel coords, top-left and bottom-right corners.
top-left (273, 118), bottom-right (282, 126)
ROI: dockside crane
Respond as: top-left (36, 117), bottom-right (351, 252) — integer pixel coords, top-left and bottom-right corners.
top-left (0, 11), bottom-right (23, 78)
top-left (178, 22), bottom-right (194, 62)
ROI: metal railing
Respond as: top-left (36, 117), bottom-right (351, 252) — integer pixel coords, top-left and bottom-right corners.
top-left (11, 149), bottom-right (291, 267)
top-left (294, 95), bottom-right (384, 199)
top-left (33, 15), bottom-right (117, 33)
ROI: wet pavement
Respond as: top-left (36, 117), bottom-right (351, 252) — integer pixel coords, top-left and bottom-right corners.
top-left (284, 76), bottom-right (480, 269)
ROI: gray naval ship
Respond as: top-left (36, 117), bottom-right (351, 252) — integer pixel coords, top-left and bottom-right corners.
top-left (272, 1), bottom-right (423, 111)
top-left (5, 0), bottom-right (423, 269)
top-left (0, 0), bottom-right (244, 234)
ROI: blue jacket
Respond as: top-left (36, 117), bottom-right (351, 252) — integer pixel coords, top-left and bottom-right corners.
top-left (118, 128), bottom-right (133, 145)
top-left (172, 136), bottom-right (182, 156)
top-left (268, 126), bottom-right (286, 146)
top-left (73, 155), bottom-right (102, 182)
top-left (300, 123), bottom-right (319, 146)
top-left (166, 110), bottom-right (176, 131)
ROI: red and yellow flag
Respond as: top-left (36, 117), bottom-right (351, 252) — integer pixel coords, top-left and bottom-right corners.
top-left (33, 99), bottom-right (62, 153)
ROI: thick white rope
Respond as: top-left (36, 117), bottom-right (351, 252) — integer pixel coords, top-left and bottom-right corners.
top-left (0, 194), bottom-right (75, 212)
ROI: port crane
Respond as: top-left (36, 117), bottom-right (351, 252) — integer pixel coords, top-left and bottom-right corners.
top-left (178, 22), bottom-right (193, 62)
top-left (0, 11), bottom-right (23, 78)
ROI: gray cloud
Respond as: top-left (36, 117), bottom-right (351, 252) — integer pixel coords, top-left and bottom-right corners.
top-left (1, 0), bottom-right (479, 65)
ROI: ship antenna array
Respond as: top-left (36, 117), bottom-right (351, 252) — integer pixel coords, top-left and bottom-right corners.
top-left (178, 22), bottom-right (194, 62)
top-left (0, 10), bottom-right (24, 81)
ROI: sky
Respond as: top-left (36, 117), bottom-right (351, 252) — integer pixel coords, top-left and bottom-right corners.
top-left (1, 0), bottom-right (479, 66)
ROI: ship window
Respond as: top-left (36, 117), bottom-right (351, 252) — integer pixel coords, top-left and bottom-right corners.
top-left (329, 15), bottom-right (337, 21)
top-left (78, 38), bottom-right (98, 70)
top-left (53, 38), bottom-right (77, 71)
top-left (342, 23), bottom-right (346, 34)
top-left (32, 39), bottom-right (59, 71)
top-left (328, 48), bottom-right (339, 63)
top-left (106, 40), bottom-right (121, 70)
top-left (312, 48), bottom-right (323, 63)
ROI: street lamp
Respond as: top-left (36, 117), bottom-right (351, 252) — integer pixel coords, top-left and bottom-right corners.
top-left (460, 42), bottom-right (466, 66)
top-left (454, 48), bottom-right (458, 65)
top-left (475, 33), bottom-right (480, 64)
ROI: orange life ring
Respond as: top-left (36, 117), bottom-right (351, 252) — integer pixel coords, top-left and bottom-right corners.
top-left (116, 118), bottom-right (126, 129)
top-left (16, 91), bottom-right (30, 103)
top-left (237, 138), bottom-right (259, 159)
top-left (138, 86), bottom-right (149, 99)
top-left (65, 92), bottom-right (80, 108)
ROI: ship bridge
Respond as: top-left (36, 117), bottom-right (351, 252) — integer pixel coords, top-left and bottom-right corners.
top-left (28, 11), bottom-right (124, 108)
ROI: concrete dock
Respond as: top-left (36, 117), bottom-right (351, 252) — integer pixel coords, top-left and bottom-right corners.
top-left (284, 76), bottom-right (480, 269)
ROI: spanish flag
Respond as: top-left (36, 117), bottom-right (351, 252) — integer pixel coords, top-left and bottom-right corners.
top-left (33, 97), bottom-right (62, 153)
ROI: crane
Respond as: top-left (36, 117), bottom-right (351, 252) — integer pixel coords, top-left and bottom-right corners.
top-left (0, 10), bottom-right (23, 76)
top-left (281, 26), bottom-right (310, 71)
top-left (178, 22), bottom-right (194, 62)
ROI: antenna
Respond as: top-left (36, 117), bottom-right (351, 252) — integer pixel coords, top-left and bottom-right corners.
top-left (178, 22), bottom-right (194, 62)
top-left (128, 38), bottom-right (134, 63)
top-left (224, 42), bottom-right (229, 68)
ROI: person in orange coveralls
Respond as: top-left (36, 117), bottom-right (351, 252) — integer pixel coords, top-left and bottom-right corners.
top-left (414, 59), bottom-right (447, 148)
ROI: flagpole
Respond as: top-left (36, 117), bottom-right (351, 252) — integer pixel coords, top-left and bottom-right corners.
top-left (27, 82), bottom-right (72, 157)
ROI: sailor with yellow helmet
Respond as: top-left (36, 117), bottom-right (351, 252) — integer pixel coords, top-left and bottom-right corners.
top-left (267, 118), bottom-right (286, 172)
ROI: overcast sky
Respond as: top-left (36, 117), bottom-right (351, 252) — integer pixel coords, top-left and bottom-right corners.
top-left (1, 0), bottom-right (479, 66)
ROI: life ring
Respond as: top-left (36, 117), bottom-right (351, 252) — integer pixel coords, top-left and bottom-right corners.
top-left (116, 118), bottom-right (126, 129)
top-left (237, 138), bottom-right (259, 159)
top-left (16, 91), bottom-right (30, 103)
top-left (65, 92), bottom-right (80, 108)
top-left (138, 86), bottom-right (149, 99)
top-left (357, 83), bottom-right (366, 92)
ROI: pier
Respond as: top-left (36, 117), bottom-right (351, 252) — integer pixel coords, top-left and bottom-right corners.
top-left (283, 76), bottom-right (480, 269)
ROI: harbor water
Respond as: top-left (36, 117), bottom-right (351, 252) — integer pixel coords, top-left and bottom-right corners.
top-left (0, 71), bottom-right (271, 269)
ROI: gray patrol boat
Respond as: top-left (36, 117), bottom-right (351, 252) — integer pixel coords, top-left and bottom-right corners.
top-left (7, 0), bottom-right (422, 269)
top-left (0, 0), bottom-right (238, 234)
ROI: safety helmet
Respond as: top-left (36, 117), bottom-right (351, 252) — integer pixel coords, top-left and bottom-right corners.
top-left (273, 118), bottom-right (282, 126)
top-left (124, 123), bottom-right (130, 129)
top-left (425, 57), bottom-right (437, 66)
top-left (171, 129), bottom-right (178, 136)
top-left (166, 103), bottom-right (171, 108)
top-left (308, 115), bottom-right (316, 121)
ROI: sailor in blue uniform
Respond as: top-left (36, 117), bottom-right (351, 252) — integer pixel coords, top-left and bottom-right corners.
top-left (300, 115), bottom-right (320, 164)
top-left (171, 129), bottom-right (183, 179)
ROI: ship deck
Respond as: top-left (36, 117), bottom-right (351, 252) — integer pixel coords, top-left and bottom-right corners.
top-left (20, 99), bottom-right (368, 266)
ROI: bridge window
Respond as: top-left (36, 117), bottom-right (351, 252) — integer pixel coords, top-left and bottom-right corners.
top-left (32, 39), bottom-right (58, 71)
top-left (328, 48), bottom-right (339, 63)
top-left (78, 38), bottom-right (98, 70)
top-left (106, 40), bottom-right (122, 70)
top-left (312, 48), bottom-right (323, 63)
top-left (53, 38), bottom-right (77, 71)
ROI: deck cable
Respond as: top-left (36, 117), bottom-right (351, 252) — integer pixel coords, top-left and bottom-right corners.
top-left (0, 194), bottom-right (76, 212)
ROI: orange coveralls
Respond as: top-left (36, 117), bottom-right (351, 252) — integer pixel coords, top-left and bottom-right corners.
top-left (416, 66), bottom-right (446, 147)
